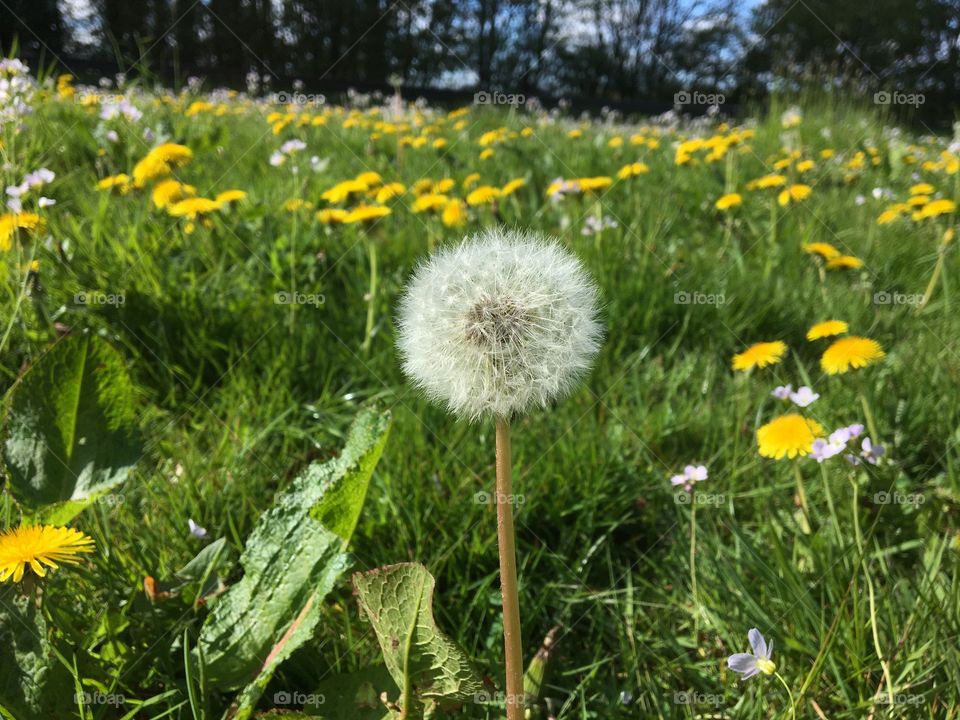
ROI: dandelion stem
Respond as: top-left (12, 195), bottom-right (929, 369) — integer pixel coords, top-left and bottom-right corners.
top-left (773, 672), bottom-right (797, 720)
top-left (495, 416), bottom-right (525, 720)
top-left (792, 462), bottom-right (811, 533)
top-left (918, 240), bottom-right (947, 311)
top-left (857, 384), bottom-right (880, 443)
top-left (362, 237), bottom-right (378, 354)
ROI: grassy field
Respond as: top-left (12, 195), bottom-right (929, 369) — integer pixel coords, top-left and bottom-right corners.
top-left (1, 66), bottom-right (960, 719)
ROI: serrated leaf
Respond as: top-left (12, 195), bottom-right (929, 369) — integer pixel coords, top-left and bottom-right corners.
top-left (2, 334), bottom-right (140, 523)
top-left (0, 589), bottom-right (71, 717)
top-left (197, 407), bottom-right (391, 698)
top-left (352, 563), bottom-right (483, 718)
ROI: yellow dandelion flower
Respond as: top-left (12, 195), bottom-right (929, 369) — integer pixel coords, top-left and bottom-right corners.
top-left (732, 341), bottom-right (788, 371)
top-left (757, 414), bottom-right (824, 459)
top-left (321, 179), bottom-right (368, 204)
top-left (412, 178), bottom-right (435, 196)
top-left (167, 198), bottom-right (223, 219)
top-left (826, 254), bottom-right (863, 270)
top-left (466, 185), bottom-right (501, 206)
top-left (433, 178), bottom-right (456, 194)
top-left (412, 193), bottom-right (450, 213)
top-left (0, 525), bottom-right (95, 583)
top-left (802, 242), bottom-right (841, 260)
top-left (152, 180), bottom-right (197, 209)
top-left (616, 162), bottom-right (650, 179)
top-left (343, 204), bottom-right (391, 224)
top-left (355, 171), bottom-right (383, 188)
top-left (821, 336), bottom-right (885, 374)
top-left (715, 193), bottom-right (742, 210)
top-left (796, 159), bottom-right (815, 172)
top-left (577, 176), bottom-right (613, 193)
top-left (777, 184), bottom-right (812, 206)
top-left (909, 183), bottom-right (934, 195)
top-left (501, 178), bottom-right (526, 196)
top-left (479, 148), bottom-right (494, 160)
top-left (441, 199), bottom-right (468, 228)
top-left (747, 173), bottom-right (787, 190)
top-left (462, 172), bottom-right (481, 190)
top-left (375, 183), bottom-right (406, 203)
top-left (0, 213), bottom-right (46, 251)
top-left (913, 199), bottom-right (956, 220)
top-left (316, 208), bottom-right (348, 224)
top-left (806, 320), bottom-right (848, 341)
top-left (215, 189), bottom-right (247, 205)
top-left (96, 174), bottom-right (132, 193)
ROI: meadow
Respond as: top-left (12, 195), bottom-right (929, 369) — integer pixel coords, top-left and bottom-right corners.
top-left (1, 60), bottom-right (959, 719)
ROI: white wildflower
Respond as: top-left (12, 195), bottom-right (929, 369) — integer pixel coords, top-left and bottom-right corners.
top-left (397, 228), bottom-right (602, 420)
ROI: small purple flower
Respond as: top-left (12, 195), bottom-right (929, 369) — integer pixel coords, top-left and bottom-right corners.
top-left (670, 464), bottom-right (707, 492)
top-left (280, 139), bottom-right (306, 155)
top-left (727, 628), bottom-right (776, 680)
top-left (861, 437), bottom-right (885, 465)
top-left (810, 438), bottom-right (844, 463)
top-left (772, 384), bottom-right (792, 400)
top-left (188, 518), bottom-right (208, 539)
top-left (788, 386), bottom-right (819, 408)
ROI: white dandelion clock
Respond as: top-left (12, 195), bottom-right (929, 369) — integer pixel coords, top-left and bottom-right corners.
top-left (397, 228), bottom-right (602, 420)
top-left (396, 227), bottom-right (602, 720)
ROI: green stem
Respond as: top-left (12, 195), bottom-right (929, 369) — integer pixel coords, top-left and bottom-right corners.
top-left (918, 240), bottom-right (947, 311)
top-left (362, 237), bottom-right (378, 355)
top-left (858, 385), bottom-right (880, 444)
top-left (793, 462), bottom-right (811, 533)
top-left (0, 240), bottom-right (36, 358)
top-left (773, 672), bottom-right (797, 720)
top-left (495, 417), bottom-right (524, 720)
top-left (689, 498), bottom-right (699, 638)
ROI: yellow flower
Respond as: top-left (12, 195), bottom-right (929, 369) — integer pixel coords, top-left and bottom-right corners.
top-left (747, 173), bottom-right (786, 190)
top-left (152, 179), bottom-right (197, 209)
top-left (283, 198), bottom-right (314, 212)
top-left (479, 148), bottom-right (494, 160)
top-left (133, 143), bottom-right (193, 187)
top-left (821, 337), bottom-right (885, 374)
top-left (826, 255), bottom-right (863, 270)
top-left (433, 178), bottom-right (456, 194)
top-left (321, 179), bottom-right (368, 204)
top-left (820, 149), bottom-right (835, 159)
top-left (715, 193), bottom-right (742, 210)
top-left (167, 198), bottom-right (223, 219)
top-left (412, 193), bottom-right (450, 213)
top-left (466, 185), bottom-right (501, 206)
top-left (500, 178), bottom-right (526, 196)
top-left (802, 242), bottom-right (841, 260)
top-left (616, 162), bottom-right (649, 179)
top-left (0, 525), bottom-right (94, 583)
top-left (412, 179), bottom-right (435, 196)
top-left (375, 183), bottom-right (406, 203)
top-left (907, 194), bottom-right (930, 207)
top-left (442, 199), bottom-right (468, 228)
top-left (215, 189), bottom-right (247, 205)
top-left (909, 182), bottom-right (935, 195)
top-left (806, 320), bottom-right (848, 341)
top-left (777, 184), bottom-right (812, 206)
top-left (342, 204), bottom-right (391, 224)
top-left (316, 208), bottom-right (348, 224)
top-left (96, 174), bottom-right (132, 193)
top-left (0, 213), bottom-right (46, 251)
top-left (757, 414), bottom-right (824, 459)
top-left (462, 172), bottom-right (481, 190)
top-left (355, 171), bottom-right (383, 188)
top-left (732, 341), bottom-right (788, 371)
top-left (796, 159), bottom-right (815, 172)
top-left (577, 176), bottom-right (613, 193)
top-left (913, 199), bottom-right (956, 220)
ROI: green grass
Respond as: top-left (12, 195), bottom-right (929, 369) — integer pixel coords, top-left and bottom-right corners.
top-left (2, 82), bottom-right (959, 719)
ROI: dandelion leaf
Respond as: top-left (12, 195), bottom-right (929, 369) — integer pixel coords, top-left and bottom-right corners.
top-left (2, 334), bottom-right (141, 524)
top-left (196, 407), bottom-right (391, 695)
top-left (308, 665), bottom-right (398, 719)
top-left (352, 563), bottom-right (483, 718)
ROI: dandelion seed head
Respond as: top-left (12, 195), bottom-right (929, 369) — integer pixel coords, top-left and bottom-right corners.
top-left (397, 228), bottom-right (603, 420)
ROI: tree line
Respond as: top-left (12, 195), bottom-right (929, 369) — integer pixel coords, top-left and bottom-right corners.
top-left (2, 0), bottom-right (958, 118)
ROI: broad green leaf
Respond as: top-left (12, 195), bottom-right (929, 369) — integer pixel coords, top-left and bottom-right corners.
top-left (352, 563), bottom-right (483, 718)
top-left (0, 589), bottom-right (71, 717)
top-left (309, 665), bottom-right (398, 719)
top-left (196, 407), bottom-right (391, 697)
top-left (2, 334), bottom-right (140, 524)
